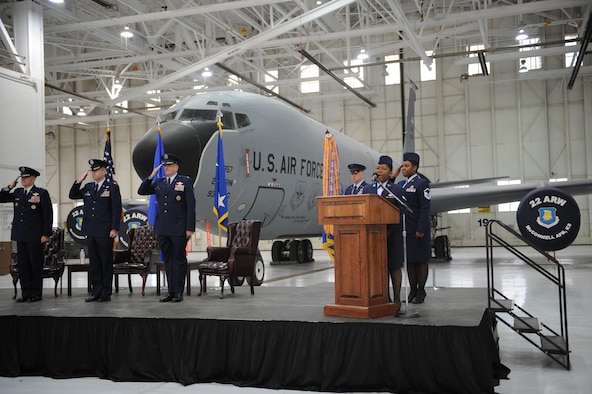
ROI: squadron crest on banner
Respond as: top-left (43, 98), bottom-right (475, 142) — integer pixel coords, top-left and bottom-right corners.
top-left (536, 207), bottom-right (559, 229)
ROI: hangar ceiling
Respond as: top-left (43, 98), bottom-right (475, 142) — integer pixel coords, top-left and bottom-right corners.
top-left (1, 0), bottom-right (591, 127)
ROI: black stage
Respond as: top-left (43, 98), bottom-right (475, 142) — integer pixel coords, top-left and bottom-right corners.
top-left (0, 284), bottom-right (508, 393)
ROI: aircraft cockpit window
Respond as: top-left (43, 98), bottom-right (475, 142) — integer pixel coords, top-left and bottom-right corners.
top-left (178, 109), bottom-right (235, 129)
top-left (159, 111), bottom-right (177, 123)
top-left (236, 113), bottom-right (251, 128)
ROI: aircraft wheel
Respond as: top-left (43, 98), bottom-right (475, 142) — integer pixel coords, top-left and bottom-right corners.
top-left (289, 240), bottom-right (306, 263)
top-left (289, 240), bottom-right (300, 261)
top-left (271, 240), bottom-right (284, 262)
top-left (247, 251), bottom-right (265, 286)
top-left (302, 239), bottom-right (313, 262)
top-left (231, 276), bottom-right (245, 286)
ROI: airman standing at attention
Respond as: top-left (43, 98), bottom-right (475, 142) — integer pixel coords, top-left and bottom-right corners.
top-left (138, 153), bottom-right (196, 303)
top-left (69, 159), bottom-right (122, 302)
top-left (344, 163), bottom-right (367, 195)
top-left (0, 166), bottom-right (53, 303)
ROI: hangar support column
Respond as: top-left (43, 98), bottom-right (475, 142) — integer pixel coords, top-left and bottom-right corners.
top-left (0, 1), bottom-right (47, 244)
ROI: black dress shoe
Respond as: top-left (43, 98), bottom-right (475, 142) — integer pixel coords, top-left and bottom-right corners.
top-left (160, 293), bottom-right (174, 302)
top-left (16, 297), bottom-right (30, 303)
top-left (28, 296), bottom-right (42, 302)
top-left (407, 289), bottom-right (417, 303)
top-left (85, 295), bottom-right (100, 302)
top-left (98, 296), bottom-right (111, 302)
top-left (171, 294), bottom-right (183, 303)
top-left (412, 289), bottom-right (426, 304)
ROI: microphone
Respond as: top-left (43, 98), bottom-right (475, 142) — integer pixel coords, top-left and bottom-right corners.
top-left (371, 172), bottom-right (413, 213)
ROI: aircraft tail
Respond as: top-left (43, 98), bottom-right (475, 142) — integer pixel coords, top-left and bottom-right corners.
top-left (403, 79), bottom-right (418, 154)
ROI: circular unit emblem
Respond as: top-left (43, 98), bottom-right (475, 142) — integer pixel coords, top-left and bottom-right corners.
top-left (66, 206), bottom-right (87, 245)
top-left (119, 207), bottom-right (149, 249)
top-left (516, 186), bottom-right (580, 251)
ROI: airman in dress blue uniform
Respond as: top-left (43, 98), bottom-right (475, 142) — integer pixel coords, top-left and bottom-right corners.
top-left (343, 163), bottom-right (367, 195)
top-left (69, 159), bottom-right (122, 302)
top-left (0, 166), bottom-right (53, 302)
top-left (362, 155), bottom-right (405, 306)
top-left (138, 153), bottom-right (196, 303)
top-left (393, 152), bottom-right (431, 303)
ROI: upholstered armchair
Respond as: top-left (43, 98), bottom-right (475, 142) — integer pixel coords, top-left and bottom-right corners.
top-left (198, 220), bottom-right (262, 299)
top-left (113, 225), bottom-right (158, 296)
top-left (9, 227), bottom-right (66, 299)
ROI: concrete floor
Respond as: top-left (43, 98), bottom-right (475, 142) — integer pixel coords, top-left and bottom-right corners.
top-left (1, 245), bottom-right (591, 393)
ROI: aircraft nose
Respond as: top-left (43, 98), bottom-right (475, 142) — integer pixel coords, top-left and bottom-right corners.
top-left (132, 121), bottom-right (219, 182)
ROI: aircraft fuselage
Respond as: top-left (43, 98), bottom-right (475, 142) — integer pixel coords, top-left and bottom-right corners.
top-left (133, 91), bottom-right (381, 240)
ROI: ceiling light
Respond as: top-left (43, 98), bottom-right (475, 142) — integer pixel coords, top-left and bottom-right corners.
top-left (120, 26), bottom-right (134, 38)
top-left (519, 59), bottom-right (528, 73)
top-left (77, 108), bottom-right (87, 116)
top-left (49, 0), bottom-right (65, 3)
top-left (515, 25), bottom-right (528, 41)
top-left (112, 79), bottom-right (122, 90)
top-left (202, 68), bottom-right (212, 77)
top-left (357, 48), bottom-right (369, 60)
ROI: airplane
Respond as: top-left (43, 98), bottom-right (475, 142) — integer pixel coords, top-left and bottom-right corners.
top-left (132, 90), bottom-right (592, 284)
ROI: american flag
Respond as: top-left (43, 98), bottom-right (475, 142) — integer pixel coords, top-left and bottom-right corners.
top-left (103, 128), bottom-right (117, 183)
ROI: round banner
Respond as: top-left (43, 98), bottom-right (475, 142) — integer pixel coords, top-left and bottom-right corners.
top-left (118, 207), bottom-right (149, 249)
top-left (66, 206), bottom-right (86, 245)
top-left (516, 186), bottom-right (580, 251)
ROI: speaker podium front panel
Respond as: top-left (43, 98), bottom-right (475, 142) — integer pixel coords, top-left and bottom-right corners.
top-left (318, 195), bottom-right (400, 318)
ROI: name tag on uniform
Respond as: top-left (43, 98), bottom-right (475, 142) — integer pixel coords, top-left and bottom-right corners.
top-left (174, 182), bottom-right (185, 192)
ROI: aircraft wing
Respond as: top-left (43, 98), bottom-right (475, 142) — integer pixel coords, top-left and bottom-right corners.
top-left (431, 177), bottom-right (509, 189)
top-left (430, 179), bottom-right (592, 214)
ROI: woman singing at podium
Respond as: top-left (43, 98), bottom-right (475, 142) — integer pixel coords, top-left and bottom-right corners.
top-left (362, 155), bottom-right (405, 306)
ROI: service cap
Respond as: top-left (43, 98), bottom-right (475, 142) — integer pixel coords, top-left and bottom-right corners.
top-left (347, 163), bottom-right (366, 174)
top-left (19, 166), bottom-right (40, 178)
top-left (378, 155), bottom-right (393, 171)
top-left (161, 153), bottom-right (182, 165)
top-left (403, 152), bottom-right (420, 165)
top-left (88, 159), bottom-right (108, 171)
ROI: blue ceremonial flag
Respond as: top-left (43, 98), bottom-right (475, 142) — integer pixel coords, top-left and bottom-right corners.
top-left (213, 115), bottom-right (228, 232)
top-left (321, 132), bottom-right (340, 262)
top-left (147, 127), bottom-right (165, 226)
top-left (103, 129), bottom-right (117, 184)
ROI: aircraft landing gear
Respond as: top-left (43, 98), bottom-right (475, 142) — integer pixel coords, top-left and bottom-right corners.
top-left (271, 239), bottom-right (314, 264)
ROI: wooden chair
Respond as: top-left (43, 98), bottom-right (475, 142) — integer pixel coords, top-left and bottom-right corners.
top-left (113, 225), bottom-right (158, 296)
top-left (198, 220), bottom-right (262, 299)
top-left (9, 227), bottom-right (66, 299)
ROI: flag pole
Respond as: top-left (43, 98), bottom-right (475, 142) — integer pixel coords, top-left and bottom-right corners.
top-left (213, 110), bottom-right (229, 246)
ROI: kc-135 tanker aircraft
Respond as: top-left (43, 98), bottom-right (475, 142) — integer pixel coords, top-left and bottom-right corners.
top-left (132, 90), bottom-right (592, 284)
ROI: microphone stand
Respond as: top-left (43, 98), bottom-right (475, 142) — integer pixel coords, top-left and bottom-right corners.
top-left (374, 177), bottom-right (419, 318)
top-left (395, 207), bottom-right (420, 318)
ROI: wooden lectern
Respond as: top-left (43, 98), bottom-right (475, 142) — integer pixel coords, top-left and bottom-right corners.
top-left (318, 194), bottom-right (400, 318)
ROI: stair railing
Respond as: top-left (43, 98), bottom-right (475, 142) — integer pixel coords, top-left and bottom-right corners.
top-left (485, 219), bottom-right (570, 370)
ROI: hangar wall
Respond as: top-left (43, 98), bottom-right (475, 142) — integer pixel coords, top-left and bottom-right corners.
top-left (310, 31), bottom-right (591, 247)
